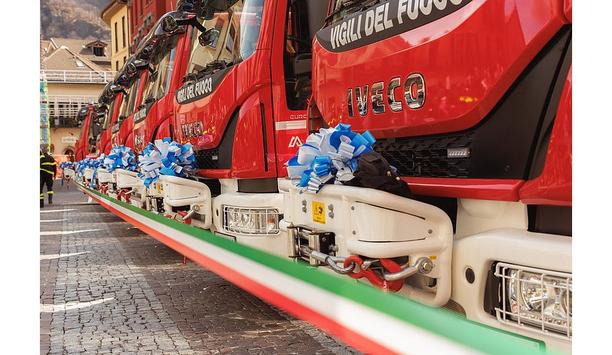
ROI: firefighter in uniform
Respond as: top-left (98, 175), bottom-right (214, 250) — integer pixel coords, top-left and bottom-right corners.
top-left (40, 146), bottom-right (57, 208)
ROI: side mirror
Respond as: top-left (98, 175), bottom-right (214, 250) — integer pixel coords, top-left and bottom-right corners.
top-left (161, 16), bottom-right (179, 33)
top-left (95, 103), bottom-right (108, 111)
top-left (140, 44), bottom-right (154, 59)
top-left (199, 28), bottom-right (220, 47)
top-left (110, 84), bottom-right (127, 96)
top-left (126, 59), bottom-right (149, 76)
top-left (115, 73), bottom-right (130, 87)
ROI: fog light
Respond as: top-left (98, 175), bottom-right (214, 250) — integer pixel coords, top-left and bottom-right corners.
top-left (495, 263), bottom-right (572, 339)
top-left (222, 206), bottom-right (280, 235)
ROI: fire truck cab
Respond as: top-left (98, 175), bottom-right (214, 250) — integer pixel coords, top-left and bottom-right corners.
top-left (75, 105), bottom-right (94, 161)
top-left (286, 0), bottom-right (572, 351)
top-left (144, 0), bottom-right (326, 256)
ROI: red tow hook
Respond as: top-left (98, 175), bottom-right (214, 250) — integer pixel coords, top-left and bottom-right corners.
top-left (176, 210), bottom-right (192, 225)
top-left (343, 255), bottom-right (404, 292)
top-left (99, 183), bottom-right (108, 194)
top-left (117, 188), bottom-right (131, 203)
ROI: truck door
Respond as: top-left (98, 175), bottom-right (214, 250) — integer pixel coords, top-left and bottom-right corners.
top-left (270, 0), bottom-right (327, 175)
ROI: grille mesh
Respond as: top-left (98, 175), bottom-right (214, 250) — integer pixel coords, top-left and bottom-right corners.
top-left (374, 132), bottom-right (474, 178)
top-left (194, 149), bottom-right (220, 170)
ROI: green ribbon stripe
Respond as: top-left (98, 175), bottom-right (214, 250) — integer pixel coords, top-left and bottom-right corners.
top-left (86, 186), bottom-right (551, 354)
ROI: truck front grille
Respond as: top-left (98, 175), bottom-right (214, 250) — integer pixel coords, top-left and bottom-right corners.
top-left (374, 132), bottom-right (474, 178)
top-left (194, 148), bottom-right (220, 170)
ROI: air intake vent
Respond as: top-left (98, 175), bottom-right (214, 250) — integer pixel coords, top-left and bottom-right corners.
top-left (194, 148), bottom-right (220, 170)
top-left (375, 133), bottom-right (474, 178)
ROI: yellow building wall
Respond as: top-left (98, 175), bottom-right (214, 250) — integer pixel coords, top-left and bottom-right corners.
top-left (47, 83), bottom-right (107, 97)
top-left (50, 127), bottom-right (80, 159)
top-left (109, 6), bottom-right (130, 72)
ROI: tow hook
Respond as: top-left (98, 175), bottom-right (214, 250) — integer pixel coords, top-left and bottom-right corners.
top-left (182, 205), bottom-right (199, 221)
top-left (343, 256), bottom-right (404, 292)
top-left (341, 255), bottom-right (434, 292)
top-left (117, 188), bottom-right (132, 203)
top-left (383, 257), bottom-right (435, 282)
top-left (175, 210), bottom-right (193, 224)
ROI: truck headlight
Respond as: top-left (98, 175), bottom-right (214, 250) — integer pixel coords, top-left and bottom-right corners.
top-left (495, 263), bottom-right (572, 339)
top-left (222, 206), bottom-right (280, 236)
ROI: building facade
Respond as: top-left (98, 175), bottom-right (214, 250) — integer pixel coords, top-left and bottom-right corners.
top-left (40, 38), bottom-right (114, 159)
top-left (128, 0), bottom-right (175, 52)
top-left (102, 0), bottom-right (131, 71)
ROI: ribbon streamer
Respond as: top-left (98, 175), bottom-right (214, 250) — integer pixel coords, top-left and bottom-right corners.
top-left (59, 161), bottom-right (76, 170)
top-left (137, 138), bottom-right (197, 187)
top-left (89, 154), bottom-right (106, 189)
top-left (103, 146), bottom-right (137, 172)
top-left (286, 124), bottom-right (376, 193)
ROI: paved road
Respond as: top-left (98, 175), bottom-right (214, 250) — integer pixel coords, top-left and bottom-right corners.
top-left (40, 182), bottom-right (357, 354)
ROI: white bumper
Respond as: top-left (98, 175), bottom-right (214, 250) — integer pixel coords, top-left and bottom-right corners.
top-left (279, 179), bottom-right (454, 307)
top-left (96, 168), bottom-right (115, 184)
top-left (452, 228), bottom-right (571, 352)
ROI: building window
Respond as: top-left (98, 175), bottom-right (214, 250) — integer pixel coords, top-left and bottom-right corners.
top-left (116, 61), bottom-right (120, 71)
top-left (75, 59), bottom-right (85, 68)
top-left (93, 46), bottom-right (104, 56)
top-left (114, 22), bottom-right (118, 53)
top-left (121, 16), bottom-right (127, 49)
top-left (123, 56), bottom-right (127, 65)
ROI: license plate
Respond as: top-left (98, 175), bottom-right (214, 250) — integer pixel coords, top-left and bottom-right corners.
top-left (312, 201), bottom-right (326, 224)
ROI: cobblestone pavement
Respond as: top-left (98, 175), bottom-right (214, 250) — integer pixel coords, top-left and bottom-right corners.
top-left (40, 182), bottom-right (358, 354)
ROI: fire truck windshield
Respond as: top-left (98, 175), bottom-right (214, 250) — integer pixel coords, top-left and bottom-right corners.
top-left (185, 0), bottom-right (263, 76)
top-left (102, 99), bottom-right (116, 129)
top-left (119, 77), bottom-right (141, 120)
top-left (142, 36), bottom-right (179, 104)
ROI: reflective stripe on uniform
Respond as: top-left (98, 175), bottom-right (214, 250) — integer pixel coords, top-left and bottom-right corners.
top-left (40, 193), bottom-right (44, 199)
top-left (42, 162), bottom-right (57, 166)
top-left (48, 191), bottom-right (54, 195)
top-left (40, 168), bottom-right (54, 175)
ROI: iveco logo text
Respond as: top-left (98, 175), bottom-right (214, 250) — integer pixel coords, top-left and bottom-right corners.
top-left (181, 122), bottom-right (204, 139)
top-left (330, 0), bottom-right (465, 50)
top-left (348, 73), bottom-right (425, 117)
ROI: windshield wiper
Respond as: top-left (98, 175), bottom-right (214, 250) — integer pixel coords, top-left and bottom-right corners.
top-left (325, 0), bottom-right (361, 25)
top-left (325, 0), bottom-right (382, 26)
top-left (200, 59), bottom-right (232, 76)
top-left (184, 59), bottom-right (234, 83)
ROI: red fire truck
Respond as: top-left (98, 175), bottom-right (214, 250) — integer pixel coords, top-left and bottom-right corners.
top-left (85, 0), bottom-right (572, 350)
top-left (137, 0), bottom-right (327, 256)
top-left (74, 105), bottom-right (94, 161)
top-left (110, 65), bottom-right (148, 151)
top-left (130, 14), bottom-right (193, 155)
top-left (297, 0), bottom-right (571, 351)
top-left (95, 89), bottom-right (123, 156)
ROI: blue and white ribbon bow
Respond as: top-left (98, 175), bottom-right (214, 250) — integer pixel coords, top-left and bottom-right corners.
top-left (76, 158), bottom-right (98, 177)
top-left (286, 124), bottom-right (376, 193)
top-left (103, 146), bottom-right (137, 172)
top-left (90, 154), bottom-right (106, 188)
top-left (137, 138), bottom-right (197, 187)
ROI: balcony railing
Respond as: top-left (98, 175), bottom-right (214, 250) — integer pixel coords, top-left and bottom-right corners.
top-left (42, 95), bottom-right (98, 127)
top-left (41, 70), bottom-right (116, 84)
